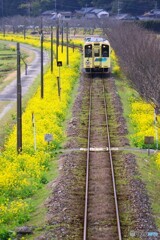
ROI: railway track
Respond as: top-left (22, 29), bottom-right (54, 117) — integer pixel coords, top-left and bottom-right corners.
top-left (83, 75), bottom-right (122, 240)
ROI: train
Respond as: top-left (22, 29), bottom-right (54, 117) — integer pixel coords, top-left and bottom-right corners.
top-left (83, 37), bottom-right (111, 74)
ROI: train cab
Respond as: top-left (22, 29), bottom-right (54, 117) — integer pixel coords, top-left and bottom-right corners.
top-left (83, 37), bottom-right (111, 74)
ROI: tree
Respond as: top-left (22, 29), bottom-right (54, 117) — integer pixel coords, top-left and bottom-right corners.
top-left (1, 0), bottom-right (160, 17)
top-left (105, 20), bottom-right (160, 118)
top-left (1, 0), bottom-right (22, 16)
top-left (120, 0), bottom-right (154, 15)
top-left (91, 0), bottom-right (113, 9)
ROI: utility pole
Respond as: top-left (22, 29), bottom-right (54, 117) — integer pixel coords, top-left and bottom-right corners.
top-left (23, 26), bottom-right (26, 39)
top-left (85, 3), bottom-right (87, 13)
top-left (154, 1), bottom-right (158, 18)
top-left (17, 43), bottom-right (22, 153)
top-left (40, 17), bottom-right (44, 98)
top-left (55, 0), bottom-right (57, 13)
top-left (61, 21), bottom-right (64, 53)
top-left (28, 0), bottom-right (31, 19)
top-left (1, 0), bottom-right (3, 17)
top-left (66, 22), bottom-right (69, 65)
top-left (155, 0), bottom-right (157, 10)
top-left (56, 19), bottom-right (59, 61)
top-left (1, 0), bottom-right (5, 36)
top-left (51, 26), bottom-right (53, 73)
top-left (117, 0), bottom-right (120, 17)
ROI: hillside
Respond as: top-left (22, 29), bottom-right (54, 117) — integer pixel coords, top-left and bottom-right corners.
top-left (0, 0), bottom-right (160, 17)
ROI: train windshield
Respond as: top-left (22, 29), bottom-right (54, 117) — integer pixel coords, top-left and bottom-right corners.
top-left (85, 45), bottom-right (92, 57)
top-left (94, 48), bottom-right (100, 57)
top-left (102, 44), bottom-right (109, 57)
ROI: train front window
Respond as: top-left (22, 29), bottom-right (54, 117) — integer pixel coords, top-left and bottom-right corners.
top-left (85, 45), bottom-right (92, 58)
top-left (94, 49), bottom-right (100, 57)
top-left (102, 45), bottom-right (109, 57)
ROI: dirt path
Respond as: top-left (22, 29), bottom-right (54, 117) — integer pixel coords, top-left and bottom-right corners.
top-left (0, 42), bottom-right (49, 120)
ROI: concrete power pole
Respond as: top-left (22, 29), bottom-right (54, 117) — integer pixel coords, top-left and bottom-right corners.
top-left (118, 0), bottom-right (120, 17)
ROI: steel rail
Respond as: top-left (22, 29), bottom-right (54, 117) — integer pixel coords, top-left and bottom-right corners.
top-left (83, 80), bottom-right (92, 240)
top-left (83, 77), bottom-right (122, 240)
top-left (102, 78), bottom-right (122, 240)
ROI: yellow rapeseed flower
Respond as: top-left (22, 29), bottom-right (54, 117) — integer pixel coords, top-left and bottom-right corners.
top-left (0, 33), bottom-right (81, 231)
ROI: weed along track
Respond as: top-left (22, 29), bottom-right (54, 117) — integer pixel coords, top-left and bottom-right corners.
top-left (41, 74), bottom-right (125, 240)
top-left (83, 76), bottom-right (122, 240)
top-left (36, 71), bottom-right (159, 240)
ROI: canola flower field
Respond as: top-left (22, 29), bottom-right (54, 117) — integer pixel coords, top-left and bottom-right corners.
top-left (129, 98), bottom-right (160, 166)
top-left (0, 33), bottom-right (81, 236)
top-left (0, 34), bottom-right (160, 237)
top-left (111, 51), bottom-right (160, 167)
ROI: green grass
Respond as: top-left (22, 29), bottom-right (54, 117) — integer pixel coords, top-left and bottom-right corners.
top-left (0, 42), bottom-right (16, 84)
top-left (0, 155), bottom-right (59, 240)
top-left (115, 77), bottom-right (140, 146)
top-left (114, 74), bottom-right (160, 229)
top-left (134, 152), bottom-right (160, 228)
top-left (0, 102), bottom-right (17, 149)
top-left (24, 157), bottom-right (58, 239)
top-left (0, 41), bottom-right (31, 91)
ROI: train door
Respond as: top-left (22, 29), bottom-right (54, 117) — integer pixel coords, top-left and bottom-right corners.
top-left (94, 44), bottom-right (101, 68)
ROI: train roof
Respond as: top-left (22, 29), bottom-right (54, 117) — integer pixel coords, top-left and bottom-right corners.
top-left (84, 37), bottom-right (110, 44)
